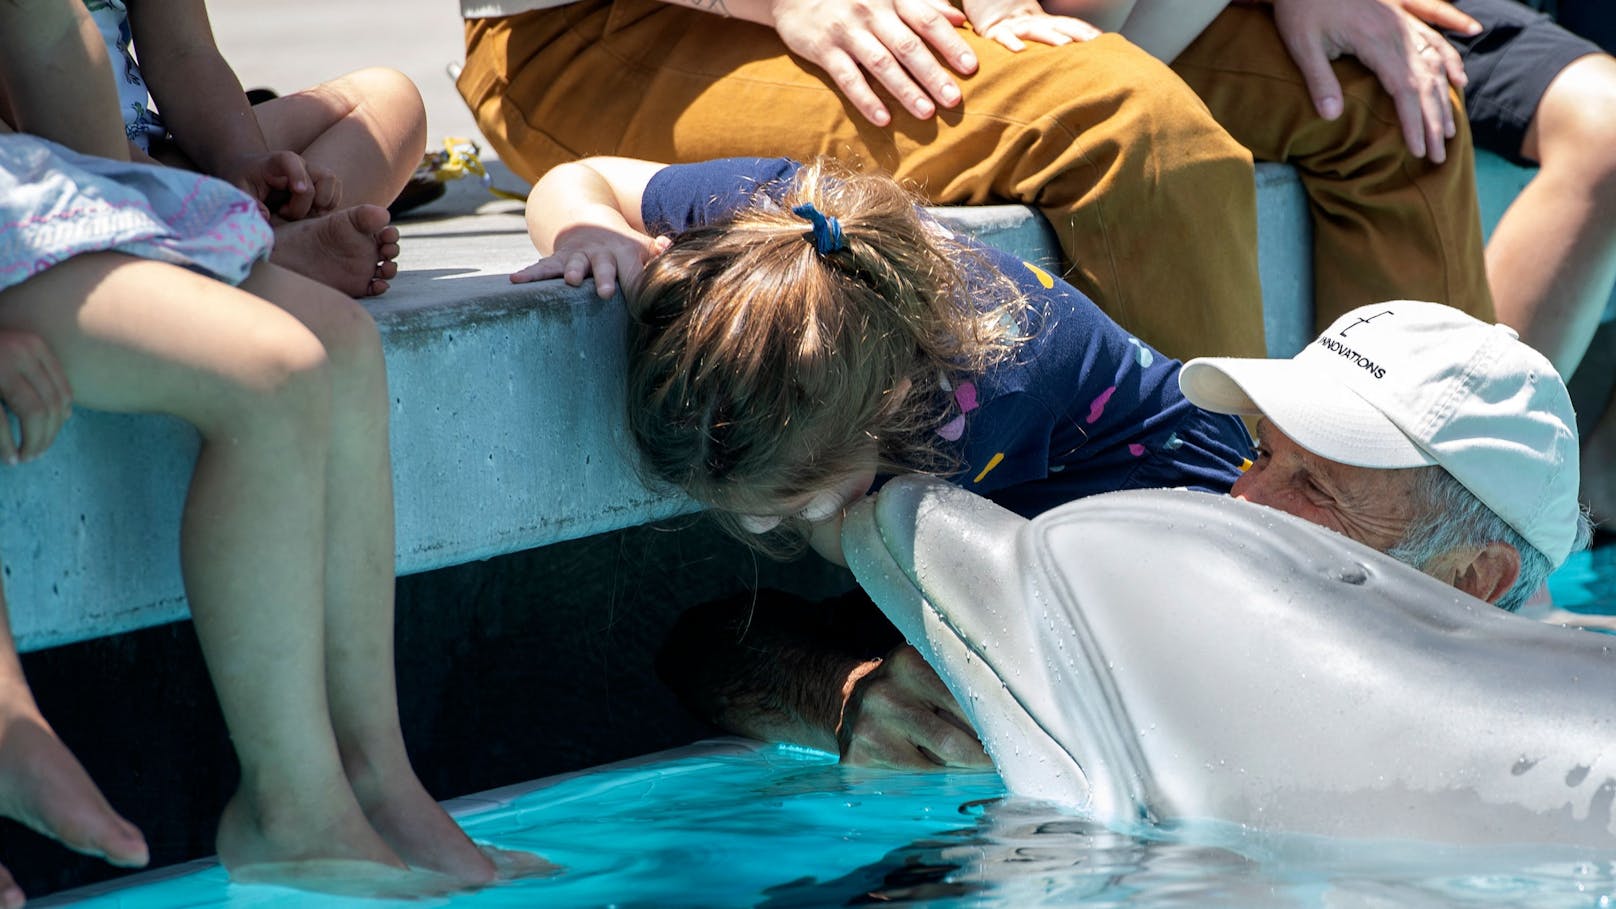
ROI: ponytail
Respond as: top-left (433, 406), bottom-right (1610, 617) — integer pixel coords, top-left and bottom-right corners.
top-left (626, 159), bottom-right (1028, 549)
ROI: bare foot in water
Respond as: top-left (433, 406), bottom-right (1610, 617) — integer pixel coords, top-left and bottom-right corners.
top-left (349, 765), bottom-right (510, 886)
top-left (216, 781), bottom-right (455, 898)
top-left (480, 843), bottom-right (562, 881)
top-left (271, 205), bottom-right (400, 298)
top-left (0, 692), bottom-right (149, 907)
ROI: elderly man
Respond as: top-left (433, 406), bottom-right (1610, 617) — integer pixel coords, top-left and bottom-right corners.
top-left (660, 300), bottom-right (1596, 769)
top-left (1180, 298), bottom-right (1591, 613)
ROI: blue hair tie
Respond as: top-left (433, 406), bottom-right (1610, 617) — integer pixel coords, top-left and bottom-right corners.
top-left (792, 202), bottom-right (845, 255)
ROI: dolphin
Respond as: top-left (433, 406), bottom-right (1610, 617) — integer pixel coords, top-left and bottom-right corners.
top-left (840, 477), bottom-right (1616, 848)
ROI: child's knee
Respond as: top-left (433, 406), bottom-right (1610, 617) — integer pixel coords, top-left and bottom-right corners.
top-left (205, 324), bottom-right (334, 437)
top-left (306, 295), bottom-right (384, 379)
top-left (347, 68), bottom-right (427, 139)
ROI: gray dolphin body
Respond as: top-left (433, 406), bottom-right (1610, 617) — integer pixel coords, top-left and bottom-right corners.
top-left (841, 478), bottom-right (1616, 847)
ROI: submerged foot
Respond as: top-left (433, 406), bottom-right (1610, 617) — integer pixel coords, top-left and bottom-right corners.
top-left (479, 843), bottom-right (562, 881)
top-left (270, 205), bottom-right (400, 298)
top-left (350, 765), bottom-right (527, 886)
top-left (216, 784), bottom-right (464, 898)
top-left (0, 697), bottom-right (149, 872)
top-left (230, 859), bottom-right (461, 899)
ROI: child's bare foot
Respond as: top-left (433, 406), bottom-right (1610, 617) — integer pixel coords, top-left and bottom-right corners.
top-left (479, 843), bottom-right (562, 881)
top-left (270, 205), bottom-right (400, 298)
top-left (348, 766), bottom-right (504, 886)
top-left (230, 860), bottom-right (461, 899)
top-left (0, 696), bottom-right (149, 871)
top-left (216, 783), bottom-right (452, 897)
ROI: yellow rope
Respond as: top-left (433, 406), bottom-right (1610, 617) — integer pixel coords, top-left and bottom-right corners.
top-left (417, 137), bottom-right (527, 202)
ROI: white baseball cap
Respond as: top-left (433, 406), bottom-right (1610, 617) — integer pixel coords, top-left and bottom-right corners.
top-left (1178, 301), bottom-right (1581, 566)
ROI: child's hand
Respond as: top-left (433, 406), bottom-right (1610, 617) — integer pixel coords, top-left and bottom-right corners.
top-left (963, 0), bottom-right (1098, 52)
top-left (221, 151), bottom-right (342, 221)
top-left (0, 330), bottom-right (72, 465)
top-left (510, 227), bottom-right (672, 299)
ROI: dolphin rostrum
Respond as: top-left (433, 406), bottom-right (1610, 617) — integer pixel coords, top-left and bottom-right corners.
top-left (841, 477), bottom-right (1616, 848)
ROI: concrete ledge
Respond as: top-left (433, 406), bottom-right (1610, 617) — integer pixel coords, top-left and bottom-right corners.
top-left (3, 152), bottom-right (1600, 650)
top-left (3, 195), bottom-right (697, 650)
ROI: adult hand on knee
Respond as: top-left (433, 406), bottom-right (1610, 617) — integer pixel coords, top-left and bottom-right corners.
top-left (768, 0), bottom-right (979, 126)
top-left (1272, 0), bottom-right (1469, 163)
top-left (0, 330), bottom-right (71, 465)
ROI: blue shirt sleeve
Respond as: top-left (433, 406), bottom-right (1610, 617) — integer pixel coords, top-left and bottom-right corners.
top-left (641, 157), bottom-right (802, 236)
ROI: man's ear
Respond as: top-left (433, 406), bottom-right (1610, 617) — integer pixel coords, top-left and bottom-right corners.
top-left (1448, 542), bottom-right (1523, 605)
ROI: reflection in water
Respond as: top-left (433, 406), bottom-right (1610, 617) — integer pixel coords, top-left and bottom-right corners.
top-left (759, 798), bottom-right (1280, 908)
top-left (760, 794), bottom-right (1616, 909)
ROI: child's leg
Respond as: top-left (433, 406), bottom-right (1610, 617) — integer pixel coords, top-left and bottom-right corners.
top-left (247, 73), bottom-right (417, 299)
top-left (0, 254), bottom-right (418, 888)
top-left (252, 68), bottom-right (428, 208)
top-left (0, 581), bottom-right (148, 905)
top-left (232, 264), bottom-right (503, 884)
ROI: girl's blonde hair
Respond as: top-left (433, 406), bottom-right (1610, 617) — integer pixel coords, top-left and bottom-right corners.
top-left (626, 159), bottom-right (1028, 550)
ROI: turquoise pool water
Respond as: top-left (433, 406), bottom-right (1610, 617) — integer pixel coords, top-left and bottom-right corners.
top-left (51, 545), bottom-right (1615, 908)
top-left (54, 737), bottom-right (1616, 909)
top-left (1548, 539), bottom-right (1616, 619)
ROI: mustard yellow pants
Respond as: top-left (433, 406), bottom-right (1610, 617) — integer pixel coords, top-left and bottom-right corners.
top-left (460, 2), bottom-right (1490, 360)
top-left (1172, 5), bottom-right (1492, 333)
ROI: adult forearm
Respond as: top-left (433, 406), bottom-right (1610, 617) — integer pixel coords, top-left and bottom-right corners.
top-left (0, 0), bottom-right (128, 157)
top-left (705, 651), bottom-right (875, 754)
top-left (657, 591), bottom-right (900, 754)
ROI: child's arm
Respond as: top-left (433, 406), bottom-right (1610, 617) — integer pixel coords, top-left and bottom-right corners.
top-left (126, 0), bottom-right (336, 218)
top-left (0, 331), bottom-right (72, 466)
top-left (513, 157), bottom-right (670, 299)
top-left (0, 0), bottom-right (129, 159)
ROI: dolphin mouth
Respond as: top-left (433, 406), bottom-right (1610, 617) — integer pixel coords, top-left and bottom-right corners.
top-left (842, 477), bottom-right (1102, 811)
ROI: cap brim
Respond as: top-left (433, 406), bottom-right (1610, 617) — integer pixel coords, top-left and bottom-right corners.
top-left (1180, 357), bottom-right (1438, 470)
